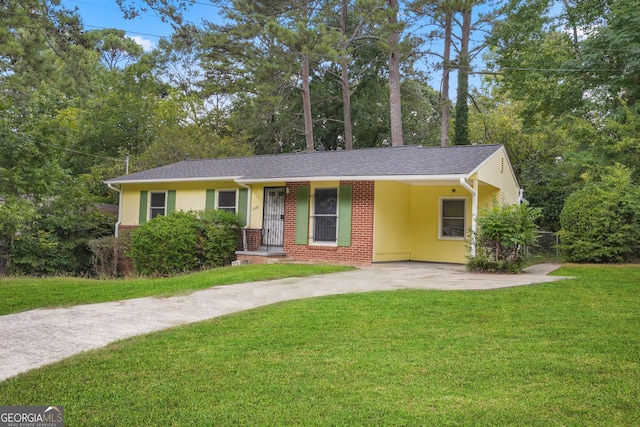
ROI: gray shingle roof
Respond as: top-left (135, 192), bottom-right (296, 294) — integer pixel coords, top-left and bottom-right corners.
top-left (106, 144), bottom-right (504, 183)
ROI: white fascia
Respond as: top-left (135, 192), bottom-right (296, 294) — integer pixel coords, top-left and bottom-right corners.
top-left (103, 176), bottom-right (243, 185)
top-left (236, 174), bottom-right (466, 184)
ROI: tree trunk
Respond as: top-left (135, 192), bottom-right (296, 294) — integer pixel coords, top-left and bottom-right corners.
top-left (561, 0), bottom-right (582, 60)
top-left (340, 0), bottom-right (353, 150)
top-left (453, 5), bottom-right (471, 145)
top-left (341, 57), bottom-right (353, 150)
top-left (302, 55), bottom-right (314, 152)
top-left (440, 10), bottom-right (452, 147)
top-left (387, 0), bottom-right (404, 147)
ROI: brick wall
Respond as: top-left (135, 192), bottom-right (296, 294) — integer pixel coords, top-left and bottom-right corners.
top-left (283, 181), bottom-right (375, 266)
top-left (117, 225), bottom-right (137, 234)
top-left (243, 228), bottom-right (262, 251)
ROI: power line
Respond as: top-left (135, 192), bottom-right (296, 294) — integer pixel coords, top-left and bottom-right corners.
top-left (474, 66), bottom-right (640, 73)
top-left (82, 23), bottom-right (169, 40)
top-left (43, 142), bottom-right (125, 163)
top-left (65, 0), bottom-right (221, 29)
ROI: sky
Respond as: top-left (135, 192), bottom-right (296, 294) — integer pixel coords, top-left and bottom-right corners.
top-left (62, 0), bottom-right (223, 52)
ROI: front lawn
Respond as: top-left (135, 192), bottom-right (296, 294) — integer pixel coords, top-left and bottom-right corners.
top-left (0, 264), bottom-right (352, 315)
top-left (0, 265), bottom-right (638, 425)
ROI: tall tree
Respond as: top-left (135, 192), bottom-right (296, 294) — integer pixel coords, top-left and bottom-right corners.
top-left (483, 0), bottom-right (640, 230)
top-left (441, 8), bottom-right (453, 146)
top-left (453, 1), bottom-right (471, 145)
top-left (412, 0), bottom-right (505, 146)
top-left (338, 0), bottom-right (355, 149)
top-left (387, 0), bottom-right (405, 146)
top-left (0, 1), bottom-right (118, 274)
top-left (86, 28), bottom-right (144, 70)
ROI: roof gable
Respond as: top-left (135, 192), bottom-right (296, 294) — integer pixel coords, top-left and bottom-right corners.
top-left (106, 144), bottom-right (507, 184)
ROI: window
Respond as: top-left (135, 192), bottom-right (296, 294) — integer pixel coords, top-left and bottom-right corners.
top-left (440, 198), bottom-right (466, 239)
top-left (217, 190), bottom-right (237, 213)
top-left (313, 188), bottom-right (338, 242)
top-left (149, 191), bottom-right (166, 219)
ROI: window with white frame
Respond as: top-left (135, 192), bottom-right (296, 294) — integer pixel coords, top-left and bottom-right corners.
top-left (313, 188), bottom-right (337, 243)
top-left (440, 198), bottom-right (466, 239)
top-left (217, 190), bottom-right (237, 213)
top-left (149, 191), bottom-right (167, 219)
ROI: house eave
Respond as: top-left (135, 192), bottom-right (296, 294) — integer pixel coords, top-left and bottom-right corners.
top-left (105, 174), bottom-right (480, 186)
top-left (104, 176), bottom-right (244, 185)
top-left (236, 174), bottom-right (470, 184)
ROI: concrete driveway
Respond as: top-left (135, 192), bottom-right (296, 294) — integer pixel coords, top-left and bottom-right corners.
top-left (0, 262), bottom-right (567, 382)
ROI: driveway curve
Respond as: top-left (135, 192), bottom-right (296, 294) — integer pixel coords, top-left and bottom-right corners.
top-left (0, 262), bottom-right (566, 382)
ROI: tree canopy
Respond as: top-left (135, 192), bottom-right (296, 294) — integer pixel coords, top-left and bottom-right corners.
top-left (2, 0), bottom-right (639, 274)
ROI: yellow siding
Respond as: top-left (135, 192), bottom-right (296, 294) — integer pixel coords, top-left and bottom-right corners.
top-left (373, 182), bottom-right (412, 262)
top-left (373, 182), bottom-right (509, 264)
top-left (410, 185), bottom-right (471, 264)
top-left (121, 187), bottom-right (142, 226)
top-left (248, 185), bottom-right (265, 229)
top-left (478, 183), bottom-right (501, 210)
top-left (119, 181), bottom-right (239, 226)
top-left (473, 147), bottom-right (520, 204)
top-left (247, 182), bottom-right (286, 229)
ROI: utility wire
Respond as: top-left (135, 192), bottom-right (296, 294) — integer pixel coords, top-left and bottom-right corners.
top-left (43, 142), bottom-right (125, 163)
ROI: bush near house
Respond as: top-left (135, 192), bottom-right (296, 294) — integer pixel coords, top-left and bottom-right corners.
top-left (559, 164), bottom-right (640, 263)
top-left (467, 202), bottom-right (541, 273)
top-left (88, 231), bottom-right (133, 279)
top-left (0, 196), bottom-right (115, 277)
top-left (127, 210), bottom-right (240, 276)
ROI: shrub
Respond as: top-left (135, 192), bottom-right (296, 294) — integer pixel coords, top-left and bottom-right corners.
top-left (198, 210), bottom-right (241, 267)
top-left (559, 165), bottom-right (640, 263)
top-left (7, 203), bottom-right (115, 276)
top-left (128, 210), bottom-right (241, 276)
top-left (467, 201), bottom-right (541, 273)
top-left (88, 231), bottom-right (132, 278)
top-left (128, 211), bottom-right (202, 276)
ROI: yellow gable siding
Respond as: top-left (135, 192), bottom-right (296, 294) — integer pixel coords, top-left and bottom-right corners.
top-left (473, 148), bottom-right (520, 204)
top-left (373, 181), bottom-right (412, 262)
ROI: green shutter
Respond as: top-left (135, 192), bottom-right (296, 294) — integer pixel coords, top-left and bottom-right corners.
top-left (295, 186), bottom-right (310, 244)
top-left (167, 190), bottom-right (176, 214)
top-left (337, 185), bottom-right (352, 247)
top-left (205, 189), bottom-right (216, 210)
top-left (139, 191), bottom-right (148, 224)
top-left (238, 188), bottom-right (249, 227)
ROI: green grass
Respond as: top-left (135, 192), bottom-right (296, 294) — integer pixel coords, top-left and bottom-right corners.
top-left (1, 265), bottom-right (639, 425)
top-left (0, 264), bottom-right (352, 315)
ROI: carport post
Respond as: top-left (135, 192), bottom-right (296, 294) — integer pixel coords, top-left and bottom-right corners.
top-left (460, 177), bottom-right (478, 257)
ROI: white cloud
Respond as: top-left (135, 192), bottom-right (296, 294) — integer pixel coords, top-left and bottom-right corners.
top-left (128, 35), bottom-right (156, 52)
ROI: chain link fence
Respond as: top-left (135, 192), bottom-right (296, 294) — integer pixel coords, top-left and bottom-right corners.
top-left (528, 231), bottom-right (561, 263)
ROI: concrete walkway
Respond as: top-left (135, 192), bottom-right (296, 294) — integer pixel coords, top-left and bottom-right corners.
top-left (0, 263), bottom-right (567, 382)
